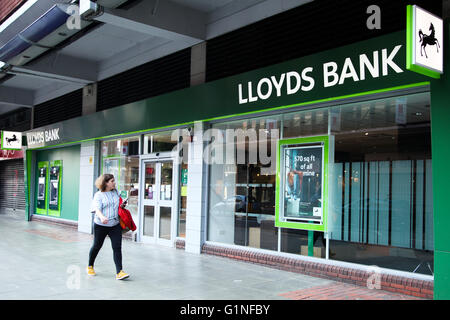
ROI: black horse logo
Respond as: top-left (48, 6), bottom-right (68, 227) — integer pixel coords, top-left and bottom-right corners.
top-left (5, 134), bottom-right (18, 145)
top-left (419, 23), bottom-right (440, 59)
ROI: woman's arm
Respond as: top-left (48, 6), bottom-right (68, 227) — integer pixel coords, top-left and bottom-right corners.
top-left (95, 209), bottom-right (108, 224)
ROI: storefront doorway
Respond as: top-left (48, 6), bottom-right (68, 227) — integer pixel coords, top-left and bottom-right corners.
top-left (139, 153), bottom-right (179, 246)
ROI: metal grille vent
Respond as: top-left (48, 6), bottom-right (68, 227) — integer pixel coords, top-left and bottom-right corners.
top-left (97, 48), bottom-right (191, 112)
top-left (33, 89), bottom-right (82, 129)
top-left (206, 0), bottom-right (442, 82)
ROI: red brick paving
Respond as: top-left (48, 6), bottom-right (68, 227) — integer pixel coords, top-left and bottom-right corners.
top-left (280, 283), bottom-right (427, 300)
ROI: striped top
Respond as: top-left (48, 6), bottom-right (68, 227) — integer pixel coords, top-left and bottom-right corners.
top-left (91, 190), bottom-right (120, 227)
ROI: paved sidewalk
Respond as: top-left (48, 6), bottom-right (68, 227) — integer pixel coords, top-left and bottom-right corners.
top-left (0, 214), bottom-right (425, 300)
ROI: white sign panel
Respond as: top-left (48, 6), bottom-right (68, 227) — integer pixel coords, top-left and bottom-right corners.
top-left (1, 131), bottom-right (22, 150)
top-left (26, 127), bottom-right (61, 148)
top-left (412, 5), bottom-right (443, 74)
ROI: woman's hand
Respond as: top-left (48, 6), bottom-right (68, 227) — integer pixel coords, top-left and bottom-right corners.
top-left (100, 216), bottom-right (109, 224)
top-left (96, 210), bottom-right (108, 224)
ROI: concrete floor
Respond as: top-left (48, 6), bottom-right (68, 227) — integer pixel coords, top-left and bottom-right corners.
top-left (0, 214), bottom-right (422, 300)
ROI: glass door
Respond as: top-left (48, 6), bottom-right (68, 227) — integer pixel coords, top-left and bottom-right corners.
top-left (157, 161), bottom-right (173, 244)
top-left (140, 157), bottom-right (178, 246)
top-left (142, 162), bottom-right (157, 239)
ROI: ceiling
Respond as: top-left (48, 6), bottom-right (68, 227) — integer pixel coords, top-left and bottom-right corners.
top-left (0, 0), bottom-right (313, 118)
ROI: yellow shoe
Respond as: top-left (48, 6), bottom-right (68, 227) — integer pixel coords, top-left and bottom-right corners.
top-left (116, 270), bottom-right (130, 280)
top-left (87, 266), bottom-right (96, 276)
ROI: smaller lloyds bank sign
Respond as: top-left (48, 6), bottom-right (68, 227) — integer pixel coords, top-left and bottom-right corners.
top-left (407, 5), bottom-right (443, 78)
top-left (1, 131), bottom-right (22, 150)
top-left (26, 127), bottom-right (62, 149)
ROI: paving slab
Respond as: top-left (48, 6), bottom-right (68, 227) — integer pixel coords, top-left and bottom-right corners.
top-left (0, 215), bottom-right (424, 300)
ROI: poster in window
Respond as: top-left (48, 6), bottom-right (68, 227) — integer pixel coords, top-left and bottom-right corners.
top-left (283, 145), bottom-right (323, 221)
top-left (276, 135), bottom-right (329, 232)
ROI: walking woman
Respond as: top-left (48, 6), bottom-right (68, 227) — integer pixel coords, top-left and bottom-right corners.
top-left (87, 174), bottom-right (130, 280)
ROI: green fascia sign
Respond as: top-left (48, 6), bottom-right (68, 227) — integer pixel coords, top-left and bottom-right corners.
top-left (24, 30), bottom-right (430, 149)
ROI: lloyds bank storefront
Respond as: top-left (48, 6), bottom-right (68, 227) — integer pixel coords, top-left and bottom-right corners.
top-left (23, 7), bottom-right (450, 299)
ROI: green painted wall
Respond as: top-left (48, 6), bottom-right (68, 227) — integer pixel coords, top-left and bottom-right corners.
top-left (34, 145), bottom-right (80, 221)
top-left (430, 19), bottom-right (450, 300)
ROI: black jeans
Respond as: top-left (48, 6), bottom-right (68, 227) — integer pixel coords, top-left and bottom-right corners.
top-left (88, 223), bottom-right (123, 274)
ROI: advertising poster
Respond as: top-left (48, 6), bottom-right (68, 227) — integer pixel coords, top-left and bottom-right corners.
top-left (284, 145), bottom-right (323, 221)
top-left (276, 135), bottom-right (329, 232)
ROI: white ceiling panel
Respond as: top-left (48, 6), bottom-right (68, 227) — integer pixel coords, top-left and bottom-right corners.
top-left (1, 75), bottom-right (54, 91)
top-left (60, 24), bottom-right (155, 62)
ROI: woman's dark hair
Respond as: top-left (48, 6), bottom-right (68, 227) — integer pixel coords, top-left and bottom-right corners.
top-left (95, 174), bottom-right (115, 192)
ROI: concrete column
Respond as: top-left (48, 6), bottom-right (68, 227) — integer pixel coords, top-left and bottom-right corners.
top-left (82, 83), bottom-right (97, 115)
top-left (77, 141), bottom-right (99, 234)
top-left (185, 121), bottom-right (207, 254)
top-left (190, 42), bottom-right (206, 87)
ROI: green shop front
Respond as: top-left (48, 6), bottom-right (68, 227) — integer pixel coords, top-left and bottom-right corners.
top-left (24, 21), bottom-right (450, 299)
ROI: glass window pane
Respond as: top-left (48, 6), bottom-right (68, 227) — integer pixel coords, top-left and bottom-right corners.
top-left (144, 131), bottom-right (178, 154)
top-left (159, 207), bottom-right (172, 240)
top-left (160, 162), bottom-right (173, 201)
top-left (121, 156), bottom-right (140, 224)
top-left (208, 115), bottom-right (280, 249)
top-left (143, 206), bottom-right (155, 237)
top-left (327, 92), bottom-right (433, 275)
top-left (102, 137), bottom-right (139, 158)
top-left (282, 109), bottom-right (328, 138)
top-left (178, 162), bottom-right (188, 238)
top-left (144, 163), bottom-right (156, 200)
